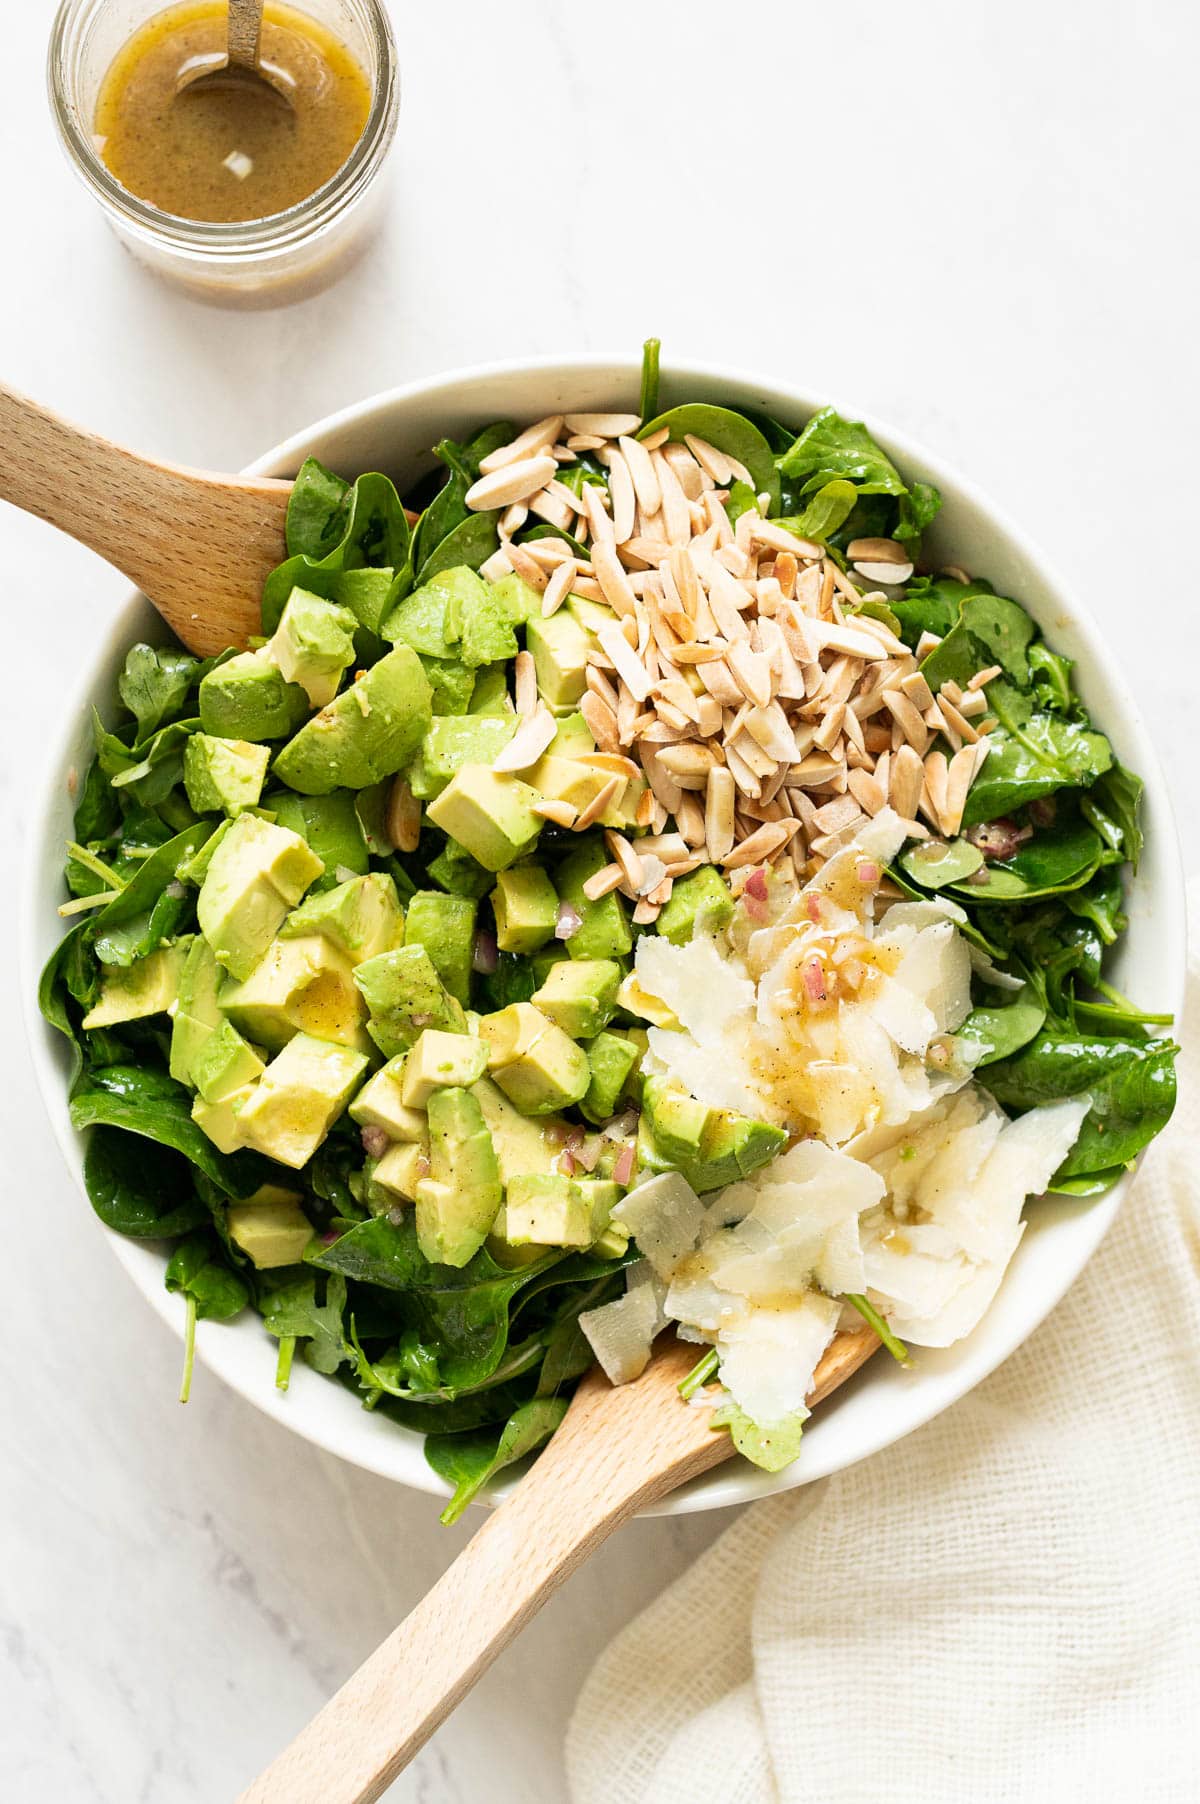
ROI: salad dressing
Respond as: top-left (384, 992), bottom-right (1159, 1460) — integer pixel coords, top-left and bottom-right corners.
top-left (94, 1), bottom-right (371, 223)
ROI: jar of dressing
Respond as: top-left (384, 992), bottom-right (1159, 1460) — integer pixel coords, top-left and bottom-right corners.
top-left (48, 0), bottom-right (399, 305)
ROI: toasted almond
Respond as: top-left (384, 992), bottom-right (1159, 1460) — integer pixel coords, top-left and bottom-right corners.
top-left (597, 622), bottom-right (651, 701)
top-left (847, 537), bottom-right (909, 566)
top-left (788, 752), bottom-right (845, 787)
top-left (813, 700), bottom-right (847, 754)
top-left (922, 749), bottom-right (950, 824)
top-left (580, 689), bottom-right (620, 753)
top-left (563, 413), bottom-right (641, 439)
top-left (540, 559), bottom-right (576, 618)
top-left (585, 661), bottom-right (620, 709)
top-left (598, 447), bottom-right (636, 543)
top-left (582, 861), bottom-right (626, 900)
top-left (808, 619), bottom-right (889, 660)
top-left (882, 688), bottom-right (930, 753)
top-left (682, 433), bottom-right (737, 486)
top-left (632, 897), bottom-right (662, 925)
top-left (722, 820), bottom-right (796, 867)
top-left (652, 450), bottom-right (692, 545)
top-left (726, 640), bottom-right (773, 708)
top-left (573, 775), bottom-right (623, 832)
top-left (812, 793), bottom-right (862, 835)
top-left (635, 832), bottom-right (689, 862)
top-left (657, 742), bottom-right (720, 785)
top-left (749, 519), bottom-right (823, 559)
top-left (565, 434), bottom-right (605, 452)
top-left (660, 441), bottom-right (707, 501)
top-left (522, 536), bottom-right (579, 571)
top-left (385, 777), bottom-right (421, 853)
top-left (515, 650), bottom-right (537, 717)
top-left (500, 503), bottom-right (529, 536)
top-left (956, 687), bottom-right (988, 719)
top-left (661, 856), bottom-right (704, 880)
top-left (534, 798), bottom-right (578, 829)
top-left (617, 434), bottom-right (662, 517)
top-left (635, 787), bottom-right (656, 828)
top-left (639, 745), bottom-right (684, 813)
top-left (915, 631), bottom-right (943, 660)
top-left (942, 745), bottom-right (977, 836)
top-left (968, 664), bottom-right (1003, 690)
top-left (578, 752), bottom-right (639, 782)
top-left (640, 427), bottom-right (670, 451)
top-left (479, 548), bottom-right (514, 583)
top-left (938, 693), bottom-right (980, 744)
top-left (492, 704), bottom-right (557, 773)
top-left (900, 670), bottom-right (935, 713)
top-left (591, 538), bottom-right (638, 617)
top-left (504, 539), bottom-right (550, 590)
top-left (674, 793), bottom-right (708, 847)
top-left (847, 767), bottom-right (888, 816)
top-left (856, 559), bottom-right (915, 585)
top-left (478, 416), bottom-right (565, 475)
top-left (466, 455), bottom-right (559, 511)
top-left (604, 830), bottom-right (644, 892)
top-left (581, 482), bottom-right (615, 545)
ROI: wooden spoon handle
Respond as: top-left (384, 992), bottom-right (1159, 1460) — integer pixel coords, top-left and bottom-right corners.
top-left (240, 1328), bottom-right (878, 1804)
top-left (227, 0), bottom-right (266, 70)
top-left (0, 382), bottom-right (291, 655)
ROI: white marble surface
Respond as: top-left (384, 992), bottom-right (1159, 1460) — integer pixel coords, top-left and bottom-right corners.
top-left (1, 2), bottom-right (1197, 1798)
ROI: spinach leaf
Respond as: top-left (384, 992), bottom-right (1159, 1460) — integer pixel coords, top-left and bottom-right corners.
top-left (980, 1030), bottom-right (1177, 1180)
top-left (265, 470), bottom-right (413, 632)
top-left (1064, 865), bottom-right (1126, 946)
top-left (775, 478), bottom-right (858, 544)
top-left (960, 683), bottom-right (1112, 825)
top-left (416, 512), bottom-right (500, 586)
top-left (425, 1397), bottom-right (568, 1525)
top-left (70, 1064), bottom-right (269, 1195)
top-left (639, 337), bottom-right (660, 421)
top-left (409, 425), bottom-right (512, 578)
top-left (777, 406), bottom-right (940, 547)
top-left (286, 456), bottom-right (352, 558)
top-left (952, 812), bottom-right (1102, 903)
top-left (364, 1377), bottom-right (539, 1435)
top-left (39, 920), bottom-right (100, 1076)
top-left (957, 983), bottom-right (1046, 1065)
top-left (83, 1129), bottom-right (209, 1238)
top-left (165, 1231), bottom-right (250, 1321)
top-left (90, 822), bottom-right (211, 966)
top-left (891, 575), bottom-right (993, 650)
top-left (638, 404), bottom-right (780, 513)
top-left (1081, 764), bottom-right (1144, 871)
top-left (921, 594), bottom-right (1037, 691)
top-left (118, 644), bottom-right (201, 739)
top-left (73, 756), bottom-right (122, 842)
top-left (711, 1399), bottom-right (805, 1473)
top-left (259, 1271), bottom-right (349, 1375)
top-left (1028, 642), bottom-right (1074, 712)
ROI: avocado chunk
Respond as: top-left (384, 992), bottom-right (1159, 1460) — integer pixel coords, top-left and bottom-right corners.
top-left (546, 710), bottom-right (595, 756)
top-left (478, 1002), bottom-right (590, 1115)
top-left (183, 733), bottom-right (270, 819)
top-left (526, 610), bottom-right (593, 709)
top-left (197, 814), bottom-right (325, 980)
top-left (267, 586), bottom-right (357, 707)
top-left (524, 754), bottom-right (613, 817)
top-left (400, 1029), bottom-right (489, 1107)
top-left (470, 1077), bottom-right (564, 1183)
top-left (415, 1085), bottom-right (502, 1266)
top-left (220, 935), bottom-right (367, 1052)
top-left (371, 1140), bottom-right (431, 1204)
top-left (350, 1056), bottom-right (428, 1140)
top-left (382, 566), bottom-right (474, 658)
top-left (642, 1077), bottom-right (712, 1165)
top-left (82, 943), bottom-right (186, 1031)
top-left (169, 937), bottom-right (222, 1082)
top-left (656, 865), bottom-right (735, 945)
top-left (488, 572), bottom-right (542, 626)
top-left (403, 889), bottom-right (477, 1004)
top-left (267, 789), bottom-right (370, 877)
top-left (355, 945), bottom-right (467, 1056)
top-left (199, 650), bottom-right (308, 742)
top-left (640, 1077), bottom-right (787, 1192)
top-left (332, 565), bottom-right (395, 637)
top-left (501, 1173), bottom-right (618, 1249)
top-left (227, 1196), bottom-right (315, 1269)
top-left (426, 765), bottom-right (542, 873)
top-left (272, 646), bottom-right (432, 795)
top-left (237, 1032), bottom-right (369, 1169)
top-left (192, 1087), bottom-right (257, 1155)
top-left (491, 865), bottom-right (559, 955)
top-left (421, 656), bottom-right (475, 716)
top-left (580, 1030), bottom-right (641, 1124)
top-left (468, 664), bottom-right (515, 715)
top-left (425, 838), bottom-right (494, 900)
top-left (192, 1019), bottom-right (266, 1103)
top-left (531, 958), bottom-right (622, 1039)
top-left (555, 840), bottom-right (633, 961)
top-left (280, 872), bottom-right (404, 966)
top-left (408, 714), bottom-right (517, 801)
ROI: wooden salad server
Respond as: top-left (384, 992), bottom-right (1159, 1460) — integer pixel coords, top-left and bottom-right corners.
top-left (240, 1326), bottom-right (878, 1804)
top-left (0, 381), bottom-right (291, 657)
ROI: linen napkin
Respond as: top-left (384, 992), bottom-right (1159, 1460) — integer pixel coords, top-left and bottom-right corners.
top-left (568, 901), bottom-right (1198, 1804)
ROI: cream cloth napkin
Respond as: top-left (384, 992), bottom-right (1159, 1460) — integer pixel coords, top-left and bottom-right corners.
top-left (568, 904), bottom-right (1199, 1804)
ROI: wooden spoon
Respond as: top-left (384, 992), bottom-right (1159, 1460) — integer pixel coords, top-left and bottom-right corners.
top-left (176, 0), bottom-right (294, 107)
top-left (0, 382), bottom-right (291, 657)
top-left (239, 1326), bottom-right (878, 1804)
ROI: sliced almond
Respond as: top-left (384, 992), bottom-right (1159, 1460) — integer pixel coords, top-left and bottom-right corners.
top-left (534, 799), bottom-right (578, 828)
top-left (573, 775), bottom-right (623, 832)
top-left (540, 559), bottom-right (576, 618)
top-left (968, 664), bottom-right (1003, 690)
top-left (889, 743), bottom-right (925, 820)
top-left (582, 861), bottom-right (626, 901)
top-left (722, 820), bottom-right (797, 868)
top-left (652, 450), bottom-right (692, 545)
top-left (605, 830), bottom-right (644, 893)
top-left (942, 745), bottom-right (978, 837)
top-left (592, 538), bottom-right (638, 617)
top-left (597, 622), bottom-right (651, 701)
top-left (478, 417), bottom-right (564, 475)
top-left (563, 413), bottom-right (641, 438)
top-left (674, 793), bottom-right (708, 848)
top-left (385, 777), bottom-right (421, 853)
top-left (580, 689), bottom-right (620, 753)
top-left (515, 650), bottom-right (537, 717)
top-left (847, 767), bottom-right (888, 816)
top-left (492, 705), bottom-right (557, 773)
top-left (882, 688), bottom-right (930, 753)
top-left (465, 455), bottom-right (559, 511)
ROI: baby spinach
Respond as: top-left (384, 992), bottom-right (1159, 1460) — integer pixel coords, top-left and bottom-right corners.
top-left (981, 1030), bottom-right (1177, 1182)
top-left (415, 512), bottom-right (500, 587)
top-left (638, 404), bottom-right (780, 513)
top-left (711, 1399), bottom-right (805, 1473)
top-left (265, 469), bottom-right (413, 634)
top-left (775, 478), bottom-right (859, 544)
top-left (891, 575), bottom-right (994, 649)
top-left (950, 813), bottom-right (1102, 904)
top-left (1081, 765), bottom-right (1144, 871)
top-left (83, 1129), bottom-right (209, 1238)
top-left (960, 683), bottom-right (1112, 825)
top-left (425, 1398), bottom-right (568, 1524)
top-left (118, 644), bottom-right (202, 739)
top-left (166, 1232), bottom-right (250, 1322)
top-left (286, 456), bottom-right (352, 559)
top-left (89, 822), bottom-right (210, 966)
top-left (639, 337), bottom-right (660, 420)
top-left (957, 983), bottom-right (1047, 1065)
top-left (258, 1271), bottom-right (349, 1375)
top-left (921, 594), bottom-right (1037, 691)
top-left (778, 406), bottom-right (940, 545)
top-left (70, 1064), bottom-right (269, 1196)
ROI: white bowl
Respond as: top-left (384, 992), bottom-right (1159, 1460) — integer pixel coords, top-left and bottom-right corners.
top-left (21, 355), bottom-right (1187, 1515)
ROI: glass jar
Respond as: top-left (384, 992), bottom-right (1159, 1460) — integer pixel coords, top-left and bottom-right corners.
top-left (48, 0), bottom-right (399, 306)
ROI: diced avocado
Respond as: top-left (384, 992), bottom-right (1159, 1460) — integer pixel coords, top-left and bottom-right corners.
top-left (178, 820), bottom-right (231, 889)
top-left (82, 943), bottom-right (186, 1030)
top-left (531, 958), bottom-right (622, 1039)
top-left (281, 872), bottom-right (404, 965)
top-left (459, 585), bottom-right (518, 668)
top-left (400, 1029), bottom-right (488, 1106)
top-left (238, 1182), bottom-right (304, 1209)
top-left (199, 650), bottom-right (308, 742)
top-left (267, 789), bottom-right (370, 877)
top-left (426, 765), bottom-right (542, 873)
top-left (403, 889), bottom-right (477, 1005)
top-left (371, 1140), bottom-right (431, 1204)
top-left (643, 1077), bottom-right (711, 1165)
top-left (556, 840), bottom-right (633, 961)
top-left (470, 1077), bottom-right (563, 1183)
top-left (192, 1088), bottom-right (256, 1154)
top-left (220, 935), bottom-right (367, 1052)
top-left (355, 945), bottom-right (466, 1057)
top-left (531, 943), bottom-right (570, 985)
top-left (479, 1002), bottom-right (590, 1115)
top-left (227, 1195), bottom-right (315, 1268)
top-left (267, 586), bottom-right (357, 708)
top-left (426, 838), bottom-right (494, 900)
top-left (491, 866), bottom-right (559, 955)
top-left (421, 656), bottom-right (475, 715)
top-left (197, 814), bottom-right (324, 980)
top-left (656, 865), bottom-right (735, 945)
top-left (525, 754), bottom-right (612, 817)
top-left (580, 1030), bottom-right (640, 1124)
top-left (192, 1019), bottom-right (266, 1103)
top-left (468, 664), bottom-right (515, 715)
top-left (272, 647), bottom-right (432, 795)
top-left (382, 566), bottom-right (474, 658)
top-left (408, 715), bottom-right (517, 801)
top-left (701, 1109), bottom-right (788, 1183)
top-left (600, 776), bottom-right (646, 830)
top-left (617, 971), bottom-right (680, 1029)
top-left (525, 610), bottom-right (593, 709)
top-left (183, 733), bottom-right (270, 818)
top-left (488, 572), bottom-right (542, 625)
top-left (350, 1057), bottom-right (428, 1140)
top-left (640, 1077), bottom-right (787, 1192)
top-left (170, 937), bottom-right (222, 1083)
top-left (547, 711), bottom-right (595, 757)
top-left (501, 1173), bottom-right (602, 1249)
top-left (415, 1086), bottom-right (503, 1266)
top-left (237, 1032), bottom-right (369, 1169)
top-left (332, 565), bottom-right (395, 637)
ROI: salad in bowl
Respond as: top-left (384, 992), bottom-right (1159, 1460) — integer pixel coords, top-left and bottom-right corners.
top-left (39, 345), bottom-right (1178, 1519)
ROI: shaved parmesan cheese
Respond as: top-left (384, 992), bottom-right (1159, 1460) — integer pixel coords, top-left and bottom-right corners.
top-left (580, 1268), bottom-right (662, 1384)
top-left (612, 1173), bottom-right (705, 1278)
top-left (717, 1294), bottom-right (840, 1425)
top-left (634, 935), bottom-right (755, 1044)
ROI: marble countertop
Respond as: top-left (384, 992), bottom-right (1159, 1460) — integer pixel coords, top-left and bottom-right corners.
top-left (2, 3), bottom-right (1196, 1798)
